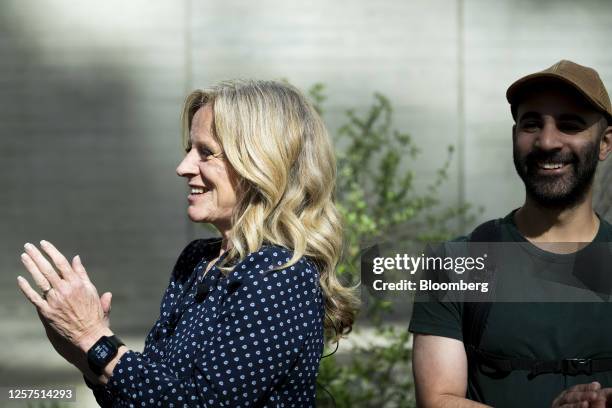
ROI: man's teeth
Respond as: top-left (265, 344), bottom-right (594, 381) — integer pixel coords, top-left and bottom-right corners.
top-left (539, 162), bottom-right (565, 169)
top-left (190, 187), bottom-right (205, 194)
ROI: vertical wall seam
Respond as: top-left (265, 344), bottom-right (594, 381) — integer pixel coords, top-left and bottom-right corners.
top-left (184, 0), bottom-right (193, 96)
top-left (184, 0), bottom-right (195, 240)
top-left (457, 0), bottom-right (466, 232)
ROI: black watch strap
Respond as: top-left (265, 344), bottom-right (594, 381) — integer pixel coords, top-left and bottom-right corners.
top-left (83, 374), bottom-right (104, 390)
top-left (106, 335), bottom-right (125, 349)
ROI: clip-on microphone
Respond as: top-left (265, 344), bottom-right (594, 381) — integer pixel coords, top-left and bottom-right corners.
top-left (195, 281), bottom-right (211, 303)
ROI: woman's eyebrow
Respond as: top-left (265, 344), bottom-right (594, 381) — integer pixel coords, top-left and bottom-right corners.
top-left (189, 137), bottom-right (216, 152)
top-left (188, 135), bottom-right (203, 147)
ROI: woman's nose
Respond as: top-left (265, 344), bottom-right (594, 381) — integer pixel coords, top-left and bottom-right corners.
top-left (176, 151), bottom-right (197, 177)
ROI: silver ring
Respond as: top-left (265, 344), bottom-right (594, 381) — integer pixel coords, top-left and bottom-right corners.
top-left (42, 287), bottom-right (52, 300)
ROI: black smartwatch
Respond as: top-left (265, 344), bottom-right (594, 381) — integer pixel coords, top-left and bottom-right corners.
top-left (87, 335), bottom-right (125, 375)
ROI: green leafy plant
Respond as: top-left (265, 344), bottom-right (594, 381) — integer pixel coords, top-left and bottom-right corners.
top-left (312, 83), bottom-right (478, 407)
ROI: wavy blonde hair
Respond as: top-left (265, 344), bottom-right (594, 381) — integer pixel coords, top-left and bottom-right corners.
top-left (181, 80), bottom-right (358, 341)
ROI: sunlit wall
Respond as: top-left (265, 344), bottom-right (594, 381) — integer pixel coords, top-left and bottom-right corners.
top-left (1, 0), bottom-right (611, 405)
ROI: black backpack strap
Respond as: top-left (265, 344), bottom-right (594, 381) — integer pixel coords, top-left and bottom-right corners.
top-left (466, 347), bottom-right (612, 380)
top-left (460, 219), bottom-right (502, 399)
top-left (463, 219), bottom-right (612, 381)
top-left (463, 219), bottom-right (501, 348)
top-left (468, 219), bottom-right (502, 243)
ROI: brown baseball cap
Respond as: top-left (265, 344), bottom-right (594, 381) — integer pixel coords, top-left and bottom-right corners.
top-left (506, 59), bottom-right (612, 124)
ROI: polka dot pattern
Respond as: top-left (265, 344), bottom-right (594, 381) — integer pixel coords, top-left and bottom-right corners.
top-left (87, 238), bottom-right (325, 407)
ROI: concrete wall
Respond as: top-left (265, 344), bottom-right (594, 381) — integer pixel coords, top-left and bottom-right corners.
top-left (1, 0), bottom-right (611, 401)
top-left (463, 0), bottom-right (612, 222)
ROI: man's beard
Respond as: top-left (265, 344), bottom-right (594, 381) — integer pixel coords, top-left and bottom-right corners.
top-left (513, 141), bottom-right (600, 209)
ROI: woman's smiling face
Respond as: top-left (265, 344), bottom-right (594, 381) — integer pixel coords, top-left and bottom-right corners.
top-left (176, 104), bottom-right (239, 231)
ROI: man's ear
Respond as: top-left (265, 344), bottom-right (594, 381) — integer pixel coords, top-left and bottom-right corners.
top-left (600, 125), bottom-right (612, 161)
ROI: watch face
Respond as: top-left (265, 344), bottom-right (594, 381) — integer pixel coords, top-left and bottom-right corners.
top-left (88, 336), bottom-right (121, 375)
top-left (93, 338), bottom-right (114, 360)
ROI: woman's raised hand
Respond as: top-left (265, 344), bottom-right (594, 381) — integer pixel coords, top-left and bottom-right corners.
top-left (17, 240), bottom-right (111, 355)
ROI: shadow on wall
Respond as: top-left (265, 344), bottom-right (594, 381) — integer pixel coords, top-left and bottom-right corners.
top-left (0, 1), bottom-right (133, 318)
top-left (0, 1), bottom-right (191, 389)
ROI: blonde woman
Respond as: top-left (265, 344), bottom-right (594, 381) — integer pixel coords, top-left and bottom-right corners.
top-left (17, 80), bottom-right (358, 407)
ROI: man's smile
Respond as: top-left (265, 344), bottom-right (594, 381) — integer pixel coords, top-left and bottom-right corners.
top-left (534, 161), bottom-right (572, 175)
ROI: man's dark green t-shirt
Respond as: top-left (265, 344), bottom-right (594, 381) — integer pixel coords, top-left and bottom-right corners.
top-left (409, 210), bottom-right (612, 407)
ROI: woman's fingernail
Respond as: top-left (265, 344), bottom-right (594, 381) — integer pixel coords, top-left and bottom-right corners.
top-left (75, 255), bottom-right (81, 263)
top-left (24, 242), bottom-right (32, 249)
top-left (40, 240), bottom-right (48, 247)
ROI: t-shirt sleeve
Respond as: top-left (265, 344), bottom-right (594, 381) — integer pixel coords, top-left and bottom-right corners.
top-left (94, 250), bottom-right (322, 407)
top-left (408, 240), bottom-right (464, 342)
top-left (409, 299), bottom-right (463, 342)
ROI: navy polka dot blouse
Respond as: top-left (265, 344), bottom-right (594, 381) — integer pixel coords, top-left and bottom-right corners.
top-left (86, 238), bottom-right (325, 407)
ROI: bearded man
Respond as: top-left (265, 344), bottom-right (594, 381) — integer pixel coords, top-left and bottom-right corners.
top-left (410, 60), bottom-right (612, 408)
